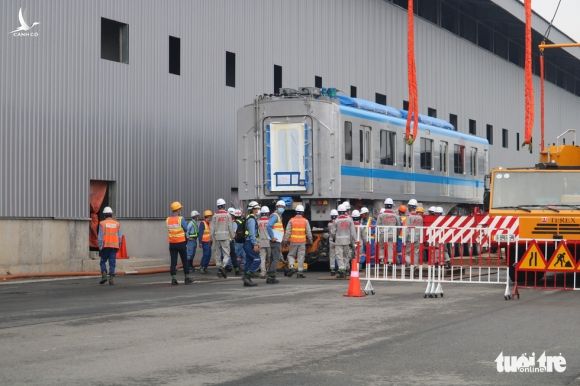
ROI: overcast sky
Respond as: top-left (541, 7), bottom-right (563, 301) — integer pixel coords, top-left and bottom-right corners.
top-left (529, 0), bottom-right (580, 41)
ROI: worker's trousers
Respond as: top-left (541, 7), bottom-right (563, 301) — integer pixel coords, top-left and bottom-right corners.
top-left (243, 241), bottom-right (261, 273)
top-left (259, 246), bottom-right (271, 275)
top-left (329, 241), bottom-right (337, 271)
top-left (169, 241), bottom-right (189, 276)
top-left (287, 243), bottom-right (306, 272)
top-left (212, 239), bottom-right (231, 268)
top-left (200, 242), bottom-right (212, 268)
top-left (334, 245), bottom-right (351, 271)
top-left (268, 242), bottom-right (282, 275)
top-left (99, 248), bottom-right (118, 275)
top-left (186, 239), bottom-right (197, 268)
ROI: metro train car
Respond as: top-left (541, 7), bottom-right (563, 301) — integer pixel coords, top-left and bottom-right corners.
top-left (237, 87), bottom-right (488, 227)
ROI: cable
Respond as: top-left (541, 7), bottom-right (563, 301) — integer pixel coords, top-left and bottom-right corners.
top-left (543, 0), bottom-right (563, 40)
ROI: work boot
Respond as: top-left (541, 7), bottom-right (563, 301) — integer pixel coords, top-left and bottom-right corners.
top-left (330, 270), bottom-right (336, 276)
top-left (200, 267), bottom-right (208, 274)
top-left (297, 272), bottom-right (306, 279)
top-left (99, 273), bottom-right (108, 285)
top-left (184, 275), bottom-right (193, 285)
top-left (243, 274), bottom-right (257, 287)
top-left (266, 275), bottom-right (279, 284)
top-left (108, 275), bottom-right (115, 286)
top-left (219, 267), bottom-right (227, 279)
top-left (171, 275), bottom-right (179, 285)
top-left (234, 268), bottom-right (241, 276)
top-left (225, 266), bottom-right (233, 273)
top-left (287, 268), bottom-right (296, 278)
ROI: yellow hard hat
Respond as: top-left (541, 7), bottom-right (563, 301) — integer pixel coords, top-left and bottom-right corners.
top-left (170, 201), bottom-right (182, 211)
top-left (203, 209), bottom-right (213, 217)
top-left (417, 207), bottom-right (425, 214)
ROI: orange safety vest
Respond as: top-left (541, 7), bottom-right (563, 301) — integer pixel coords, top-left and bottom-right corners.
top-left (166, 216), bottom-right (186, 243)
top-left (100, 218), bottom-right (120, 249)
top-left (289, 216), bottom-right (307, 244)
top-left (201, 220), bottom-right (211, 242)
top-left (272, 213), bottom-right (284, 239)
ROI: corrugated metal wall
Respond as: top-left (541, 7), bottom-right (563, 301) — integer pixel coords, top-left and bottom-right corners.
top-left (1, 0), bottom-right (579, 219)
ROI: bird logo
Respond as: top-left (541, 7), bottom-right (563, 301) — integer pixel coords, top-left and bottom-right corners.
top-left (10, 8), bottom-right (39, 35)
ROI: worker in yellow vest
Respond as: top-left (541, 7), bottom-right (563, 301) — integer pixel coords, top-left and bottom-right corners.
top-left (198, 210), bottom-right (213, 274)
top-left (97, 206), bottom-right (121, 285)
top-left (265, 200), bottom-right (286, 284)
top-left (167, 201), bottom-right (191, 285)
top-left (283, 205), bottom-right (312, 278)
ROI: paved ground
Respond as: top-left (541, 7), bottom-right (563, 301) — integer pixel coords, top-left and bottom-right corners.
top-left (1, 270), bottom-right (580, 386)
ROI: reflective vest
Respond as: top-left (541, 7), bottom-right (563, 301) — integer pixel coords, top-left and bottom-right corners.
top-left (166, 216), bottom-right (186, 244)
top-left (187, 220), bottom-right (199, 240)
top-left (272, 213), bottom-right (284, 239)
top-left (201, 220), bottom-right (211, 242)
top-left (100, 218), bottom-right (120, 249)
top-left (289, 216), bottom-right (307, 244)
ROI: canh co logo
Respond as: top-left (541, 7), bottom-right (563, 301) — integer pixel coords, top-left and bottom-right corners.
top-left (10, 8), bottom-right (40, 37)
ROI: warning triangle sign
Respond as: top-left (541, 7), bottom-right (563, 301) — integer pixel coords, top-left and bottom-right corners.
top-left (547, 243), bottom-right (576, 272)
top-left (516, 241), bottom-right (547, 271)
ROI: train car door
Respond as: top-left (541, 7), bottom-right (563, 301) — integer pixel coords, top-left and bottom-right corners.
top-left (403, 140), bottom-right (415, 194)
top-left (360, 125), bottom-right (373, 192)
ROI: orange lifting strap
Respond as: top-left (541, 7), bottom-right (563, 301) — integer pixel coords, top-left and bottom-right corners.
top-left (405, 0), bottom-right (419, 145)
top-left (523, 0), bottom-right (534, 151)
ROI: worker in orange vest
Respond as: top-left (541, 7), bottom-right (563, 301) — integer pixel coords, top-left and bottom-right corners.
top-left (167, 201), bottom-right (191, 285)
top-left (97, 206), bottom-right (121, 285)
top-left (197, 210), bottom-right (213, 274)
top-left (283, 205), bottom-right (312, 278)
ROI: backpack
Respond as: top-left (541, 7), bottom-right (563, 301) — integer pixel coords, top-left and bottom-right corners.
top-left (234, 218), bottom-right (246, 243)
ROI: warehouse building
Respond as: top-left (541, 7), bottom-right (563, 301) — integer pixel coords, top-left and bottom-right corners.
top-left (1, 0), bottom-right (579, 272)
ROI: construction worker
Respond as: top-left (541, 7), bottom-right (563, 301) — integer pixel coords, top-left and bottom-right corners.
top-left (265, 200), bottom-right (286, 284)
top-left (227, 208), bottom-right (241, 276)
top-left (376, 198), bottom-right (401, 265)
top-left (211, 198), bottom-right (235, 279)
top-left (257, 206), bottom-right (272, 278)
top-left (97, 206), bottom-right (121, 285)
top-left (243, 201), bottom-right (261, 287)
top-left (186, 210), bottom-right (200, 271)
top-left (397, 204), bottom-right (408, 264)
top-left (405, 199), bottom-right (423, 266)
top-left (232, 209), bottom-right (246, 274)
top-left (328, 209), bottom-right (339, 276)
top-left (360, 207), bottom-right (376, 267)
top-left (198, 210), bottom-right (213, 274)
top-left (428, 206), bottom-right (437, 215)
top-left (283, 204), bottom-right (312, 278)
top-left (167, 201), bottom-right (191, 285)
top-left (331, 204), bottom-right (356, 279)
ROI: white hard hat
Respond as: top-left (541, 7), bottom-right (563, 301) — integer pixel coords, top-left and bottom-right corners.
top-left (330, 209), bottom-right (338, 216)
top-left (276, 200), bottom-right (286, 207)
top-left (248, 201), bottom-right (260, 210)
top-left (436, 207), bottom-right (444, 214)
top-left (428, 206), bottom-right (436, 213)
top-left (384, 198), bottom-right (394, 205)
top-left (351, 210), bottom-right (360, 218)
top-left (380, 208), bottom-right (386, 214)
top-left (216, 198), bottom-right (226, 207)
top-left (261, 206), bottom-right (270, 214)
top-left (343, 201), bottom-right (351, 210)
top-left (360, 207), bottom-right (369, 215)
top-left (227, 207), bottom-right (235, 215)
top-left (103, 207), bottom-right (113, 214)
top-left (296, 204), bottom-right (305, 212)
top-left (408, 198), bottom-right (418, 207)
top-left (337, 204), bottom-right (346, 212)
top-left (234, 209), bottom-right (243, 217)
top-left (191, 210), bottom-right (199, 217)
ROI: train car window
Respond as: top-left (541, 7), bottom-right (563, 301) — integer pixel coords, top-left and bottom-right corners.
top-left (420, 138), bottom-right (433, 170)
top-left (344, 121), bottom-right (352, 161)
top-left (365, 130), bottom-right (371, 163)
top-left (470, 147), bottom-right (477, 175)
top-left (380, 130), bottom-right (395, 166)
top-left (454, 144), bottom-right (465, 174)
top-left (439, 141), bottom-right (448, 173)
top-left (359, 130), bottom-right (364, 162)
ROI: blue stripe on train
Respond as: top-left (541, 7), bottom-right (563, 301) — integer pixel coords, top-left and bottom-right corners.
top-left (341, 165), bottom-right (482, 187)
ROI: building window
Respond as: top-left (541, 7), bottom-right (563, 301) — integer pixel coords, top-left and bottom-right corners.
top-left (486, 124), bottom-right (493, 145)
top-left (449, 114), bottom-right (458, 130)
top-left (226, 51), bottom-right (235, 87)
top-left (494, 32), bottom-right (508, 60)
top-left (427, 107), bottom-right (437, 118)
top-left (350, 85), bottom-right (357, 98)
top-left (509, 41), bottom-right (523, 67)
top-left (315, 75), bottom-right (322, 88)
top-left (502, 129), bottom-right (509, 148)
top-left (469, 119), bottom-right (476, 135)
top-left (380, 130), bottom-right (395, 166)
top-left (344, 122), bottom-right (353, 161)
top-left (101, 18), bottom-right (129, 63)
top-left (420, 138), bottom-right (433, 170)
top-left (274, 65), bottom-right (282, 94)
top-left (440, 141), bottom-right (448, 173)
top-left (470, 147), bottom-right (477, 176)
top-left (441, 2), bottom-right (458, 34)
top-left (403, 100), bottom-right (409, 111)
top-left (168, 36), bottom-right (180, 75)
top-left (516, 132), bottom-right (520, 151)
top-left (454, 144), bottom-right (465, 174)
top-left (375, 93), bottom-right (387, 106)
top-left (418, 0), bottom-right (438, 24)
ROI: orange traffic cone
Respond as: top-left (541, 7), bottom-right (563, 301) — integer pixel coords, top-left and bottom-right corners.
top-left (344, 245), bottom-right (365, 297)
top-left (117, 235), bottom-right (128, 259)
